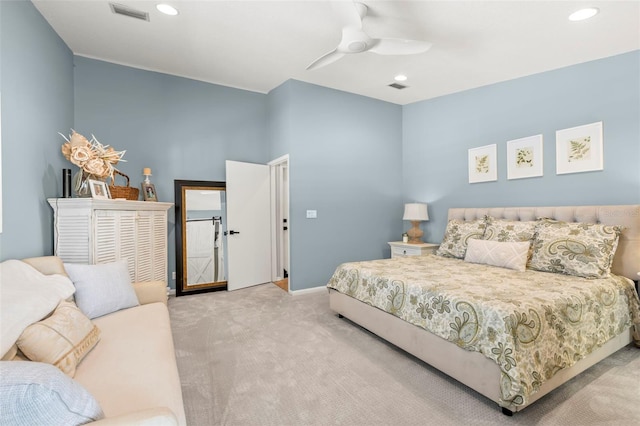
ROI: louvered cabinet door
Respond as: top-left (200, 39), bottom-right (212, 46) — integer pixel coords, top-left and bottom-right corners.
top-left (94, 210), bottom-right (137, 281)
top-left (94, 210), bottom-right (118, 264)
top-left (54, 212), bottom-right (91, 264)
top-left (135, 211), bottom-right (154, 282)
top-left (118, 213), bottom-right (137, 281)
top-left (151, 211), bottom-right (168, 282)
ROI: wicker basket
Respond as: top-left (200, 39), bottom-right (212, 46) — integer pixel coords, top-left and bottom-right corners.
top-left (108, 170), bottom-right (139, 201)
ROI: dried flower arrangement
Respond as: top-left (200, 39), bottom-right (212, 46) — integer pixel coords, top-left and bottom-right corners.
top-left (60, 130), bottom-right (126, 180)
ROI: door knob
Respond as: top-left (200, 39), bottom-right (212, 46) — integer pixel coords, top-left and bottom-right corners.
top-left (227, 230), bottom-right (240, 235)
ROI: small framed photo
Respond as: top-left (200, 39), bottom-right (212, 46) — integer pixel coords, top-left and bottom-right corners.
top-left (141, 182), bottom-right (158, 202)
top-left (507, 134), bottom-right (543, 180)
top-left (556, 121), bottom-right (603, 175)
top-left (468, 144), bottom-right (497, 183)
top-left (89, 179), bottom-right (110, 199)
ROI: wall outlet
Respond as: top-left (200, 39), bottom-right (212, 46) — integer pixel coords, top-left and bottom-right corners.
top-left (306, 210), bottom-right (317, 219)
top-left (172, 271), bottom-right (176, 280)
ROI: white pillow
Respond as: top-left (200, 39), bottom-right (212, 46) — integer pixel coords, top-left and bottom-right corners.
top-left (0, 260), bottom-right (76, 357)
top-left (0, 361), bottom-right (104, 425)
top-left (464, 239), bottom-right (530, 272)
top-left (64, 260), bottom-right (139, 319)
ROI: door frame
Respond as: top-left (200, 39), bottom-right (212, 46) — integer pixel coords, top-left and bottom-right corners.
top-left (268, 154), bottom-right (290, 289)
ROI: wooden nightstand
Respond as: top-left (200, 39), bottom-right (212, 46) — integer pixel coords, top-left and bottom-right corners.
top-left (388, 242), bottom-right (439, 258)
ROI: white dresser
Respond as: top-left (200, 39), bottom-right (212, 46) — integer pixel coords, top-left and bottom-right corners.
top-left (388, 241), bottom-right (439, 258)
top-left (48, 198), bottom-right (173, 283)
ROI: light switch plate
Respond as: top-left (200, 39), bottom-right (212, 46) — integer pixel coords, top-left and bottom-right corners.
top-left (306, 210), bottom-right (317, 219)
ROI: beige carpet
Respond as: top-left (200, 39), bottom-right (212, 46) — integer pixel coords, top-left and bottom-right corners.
top-left (169, 284), bottom-right (640, 426)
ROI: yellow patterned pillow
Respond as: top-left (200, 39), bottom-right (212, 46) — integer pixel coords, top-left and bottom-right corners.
top-left (483, 217), bottom-right (537, 242)
top-left (529, 219), bottom-right (622, 279)
top-left (436, 218), bottom-right (488, 259)
top-left (16, 301), bottom-right (100, 377)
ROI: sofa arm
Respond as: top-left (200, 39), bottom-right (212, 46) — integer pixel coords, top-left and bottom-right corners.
top-left (133, 281), bottom-right (168, 306)
top-left (89, 408), bottom-right (178, 425)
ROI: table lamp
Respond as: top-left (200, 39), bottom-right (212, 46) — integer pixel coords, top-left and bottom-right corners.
top-left (403, 203), bottom-right (429, 244)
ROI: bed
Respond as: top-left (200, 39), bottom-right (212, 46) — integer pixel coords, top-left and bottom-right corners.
top-left (327, 205), bottom-right (640, 415)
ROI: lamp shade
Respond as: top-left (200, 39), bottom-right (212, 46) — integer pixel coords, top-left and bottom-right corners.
top-left (403, 203), bottom-right (429, 221)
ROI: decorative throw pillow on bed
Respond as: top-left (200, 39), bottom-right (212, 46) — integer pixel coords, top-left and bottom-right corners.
top-left (0, 361), bottom-right (104, 425)
top-left (436, 218), bottom-right (488, 259)
top-left (16, 300), bottom-right (100, 377)
top-left (529, 219), bottom-right (622, 279)
top-left (64, 260), bottom-right (139, 319)
top-left (464, 239), bottom-right (530, 271)
top-left (483, 217), bottom-right (537, 242)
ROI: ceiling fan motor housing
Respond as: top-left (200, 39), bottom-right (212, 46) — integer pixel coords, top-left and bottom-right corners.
top-left (348, 40), bottom-right (368, 52)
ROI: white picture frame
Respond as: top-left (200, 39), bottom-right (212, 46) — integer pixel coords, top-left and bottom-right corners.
top-left (507, 134), bottom-right (543, 180)
top-left (468, 144), bottom-right (497, 183)
top-left (89, 179), bottom-right (111, 199)
top-left (556, 121), bottom-right (603, 175)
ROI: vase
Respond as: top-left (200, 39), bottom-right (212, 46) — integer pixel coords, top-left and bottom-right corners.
top-left (73, 170), bottom-right (94, 198)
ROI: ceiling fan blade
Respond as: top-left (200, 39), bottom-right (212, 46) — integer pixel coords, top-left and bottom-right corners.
top-left (306, 49), bottom-right (346, 71)
top-left (368, 38), bottom-right (433, 55)
top-left (331, 1), bottom-right (366, 29)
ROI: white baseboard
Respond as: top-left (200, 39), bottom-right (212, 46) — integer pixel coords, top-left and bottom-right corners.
top-left (289, 285), bottom-right (327, 296)
top-left (167, 287), bottom-right (176, 297)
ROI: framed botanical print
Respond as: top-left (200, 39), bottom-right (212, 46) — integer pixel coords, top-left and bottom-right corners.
top-left (507, 134), bottom-right (543, 180)
top-left (556, 121), bottom-right (603, 174)
top-left (468, 144), bottom-right (497, 183)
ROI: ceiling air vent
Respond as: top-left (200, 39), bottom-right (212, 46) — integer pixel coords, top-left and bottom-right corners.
top-left (110, 3), bottom-right (149, 21)
top-left (388, 83), bottom-right (408, 90)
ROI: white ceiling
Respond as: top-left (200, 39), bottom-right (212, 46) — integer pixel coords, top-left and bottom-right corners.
top-left (33, 0), bottom-right (640, 105)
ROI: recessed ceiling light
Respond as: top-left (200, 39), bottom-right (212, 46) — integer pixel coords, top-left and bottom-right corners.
top-left (394, 74), bottom-right (408, 82)
top-left (156, 4), bottom-right (179, 16)
top-left (568, 8), bottom-right (599, 21)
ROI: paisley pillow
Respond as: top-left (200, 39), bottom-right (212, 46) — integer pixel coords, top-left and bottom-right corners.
top-left (483, 217), bottom-right (537, 242)
top-left (529, 219), bottom-right (622, 279)
top-left (436, 218), bottom-right (488, 259)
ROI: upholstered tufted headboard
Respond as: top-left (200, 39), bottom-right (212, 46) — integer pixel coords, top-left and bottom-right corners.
top-left (448, 205), bottom-right (640, 281)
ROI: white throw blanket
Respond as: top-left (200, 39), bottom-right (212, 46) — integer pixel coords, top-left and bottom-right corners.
top-left (0, 260), bottom-right (76, 356)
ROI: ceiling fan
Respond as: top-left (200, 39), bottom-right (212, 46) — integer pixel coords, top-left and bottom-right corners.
top-left (306, 1), bottom-right (432, 71)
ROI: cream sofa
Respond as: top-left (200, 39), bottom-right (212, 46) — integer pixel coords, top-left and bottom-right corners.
top-left (0, 256), bottom-right (186, 425)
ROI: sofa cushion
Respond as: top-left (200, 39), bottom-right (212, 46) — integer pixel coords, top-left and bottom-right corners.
top-left (0, 260), bottom-right (76, 357)
top-left (74, 303), bottom-right (186, 425)
top-left (64, 260), bottom-right (139, 319)
top-left (0, 361), bottom-right (104, 426)
top-left (17, 300), bottom-right (100, 377)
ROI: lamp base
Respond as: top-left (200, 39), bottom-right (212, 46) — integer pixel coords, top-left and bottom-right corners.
top-left (406, 221), bottom-right (423, 244)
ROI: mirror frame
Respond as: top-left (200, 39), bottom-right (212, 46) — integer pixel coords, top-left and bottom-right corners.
top-left (174, 179), bottom-right (227, 296)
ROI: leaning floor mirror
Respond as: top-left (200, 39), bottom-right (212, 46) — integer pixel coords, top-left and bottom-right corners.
top-left (175, 180), bottom-right (228, 296)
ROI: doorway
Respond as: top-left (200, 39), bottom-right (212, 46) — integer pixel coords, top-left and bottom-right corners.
top-left (269, 155), bottom-right (290, 292)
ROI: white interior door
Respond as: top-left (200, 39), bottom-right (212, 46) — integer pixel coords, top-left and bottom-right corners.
top-left (226, 160), bottom-right (271, 291)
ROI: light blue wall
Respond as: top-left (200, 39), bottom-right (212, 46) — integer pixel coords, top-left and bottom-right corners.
top-left (403, 51), bottom-right (640, 243)
top-left (73, 57), bottom-right (269, 286)
top-left (268, 80), bottom-right (403, 290)
top-left (2, 1), bottom-right (637, 294)
top-left (0, 0), bottom-right (74, 260)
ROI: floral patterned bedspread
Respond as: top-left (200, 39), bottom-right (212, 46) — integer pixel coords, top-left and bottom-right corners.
top-left (326, 254), bottom-right (640, 406)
